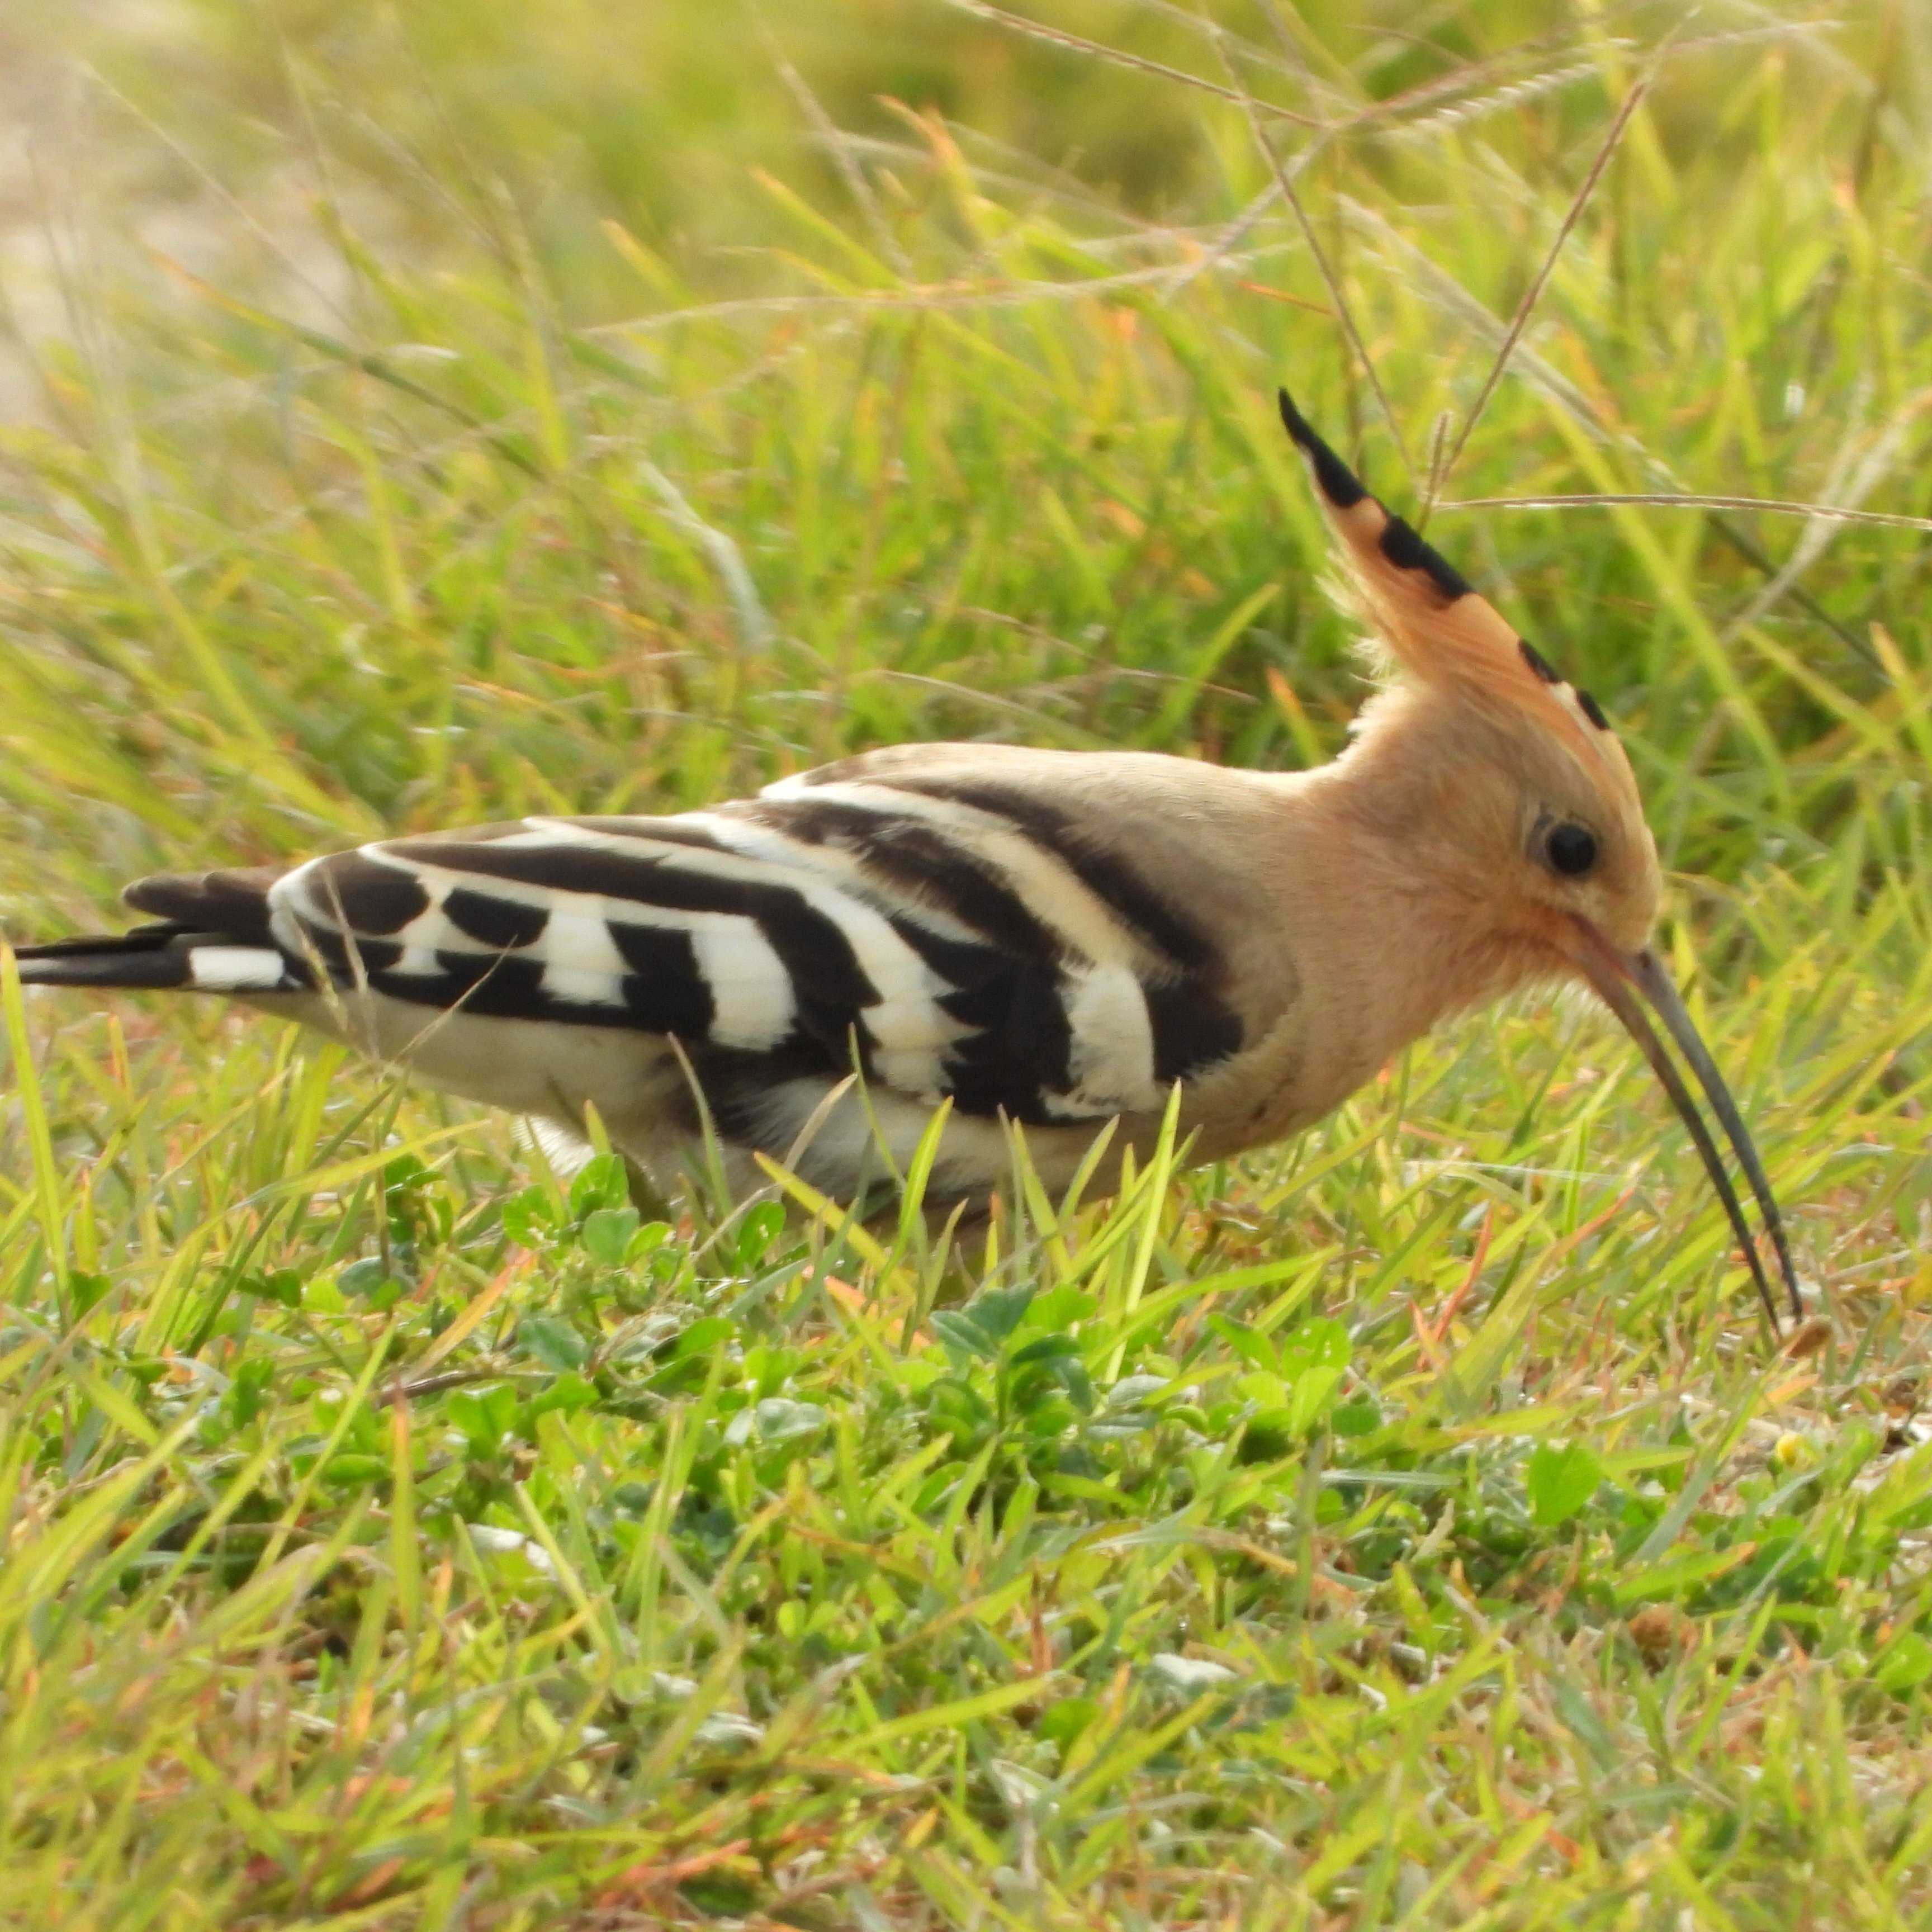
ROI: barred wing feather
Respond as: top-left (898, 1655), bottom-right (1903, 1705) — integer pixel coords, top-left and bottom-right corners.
top-left (252, 775), bottom-right (1244, 1129)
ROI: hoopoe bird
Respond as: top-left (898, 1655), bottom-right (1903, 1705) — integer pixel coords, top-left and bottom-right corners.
top-left (11, 392), bottom-right (1801, 1329)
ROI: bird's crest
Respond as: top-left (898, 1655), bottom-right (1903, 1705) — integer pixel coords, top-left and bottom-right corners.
top-left (1278, 390), bottom-right (1621, 776)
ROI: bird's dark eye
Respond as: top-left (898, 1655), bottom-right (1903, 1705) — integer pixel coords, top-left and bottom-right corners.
top-left (1545, 822), bottom-right (1599, 878)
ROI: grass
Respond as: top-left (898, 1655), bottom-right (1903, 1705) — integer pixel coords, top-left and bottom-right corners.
top-left (2, 0), bottom-right (1932, 1924)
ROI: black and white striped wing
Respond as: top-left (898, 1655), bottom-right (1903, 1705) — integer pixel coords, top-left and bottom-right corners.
top-left (258, 775), bottom-right (1246, 1127)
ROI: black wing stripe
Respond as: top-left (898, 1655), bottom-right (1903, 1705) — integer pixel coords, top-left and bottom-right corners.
top-left (736, 798), bottom-right (1065, 960)
top-left (608, 924), bottom-right (717, 1035)
top-left (443, 888), bottom-right (550, 950)
top-left (879, 778), bottom-right (1225, 976)
top-left (384, 836), bottom-right (878, 1060)
top-left (385, 837), bottom-right (678, 903)
top-left (945, 969), bottom-right (1076, 1121)
top-left (354, 959), bottom-right (700, 1034)
top-left (882, 913), bottom-right (1076, 1119)
top-left (304, 854), bottom-right (433, 934)
top-left (295, 917), bottom-right (404, 978)
top-left (1143, 977), bottom-right (1244, 1085)
top-left (427, 949), bottom-right (551, 1017)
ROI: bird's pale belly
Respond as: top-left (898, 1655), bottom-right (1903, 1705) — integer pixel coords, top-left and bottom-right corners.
top-left (254, 988), bottom-right (1134, 1205)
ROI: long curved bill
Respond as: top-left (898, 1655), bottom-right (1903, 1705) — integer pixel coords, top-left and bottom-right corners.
top-left (1570, 923), bottom-right (1803, 1336)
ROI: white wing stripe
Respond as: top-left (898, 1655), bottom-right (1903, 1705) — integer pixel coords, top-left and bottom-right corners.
top-left (1054, 962), bottom-right (1159, 1115)
top-left (689, 916), bottom-right (794, 1050)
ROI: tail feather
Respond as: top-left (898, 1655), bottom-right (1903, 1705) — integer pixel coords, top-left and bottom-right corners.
top-left (122, 866), bottom-right (283, 944)
top-left (16, 920), bottom-right (186, 959)
top-left (14, 934), bottom-right (206, 989)
top-left (11, 870), bottom-right (307, 994)
top-left (11, 930), bottom-right (306, 992)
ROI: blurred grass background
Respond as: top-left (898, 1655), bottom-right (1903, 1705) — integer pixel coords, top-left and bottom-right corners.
top-left (3, 2), bottom-right (1932, 1927)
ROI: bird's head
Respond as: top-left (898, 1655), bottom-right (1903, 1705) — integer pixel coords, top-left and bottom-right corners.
top-left (1279, 388), bottom-right (1800, 1334)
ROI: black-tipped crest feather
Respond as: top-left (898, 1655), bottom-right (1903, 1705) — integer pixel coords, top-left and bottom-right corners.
top-left (1375, 513), bottom-right (1471, 604)
top-left (1278, 389), bottom-right (1469, 604)
top-left (1278, 389), bottom-right (1367, 509)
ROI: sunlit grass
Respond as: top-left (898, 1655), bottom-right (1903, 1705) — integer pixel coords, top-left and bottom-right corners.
top-left (3, 2), bottom-right (1932, 1925)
